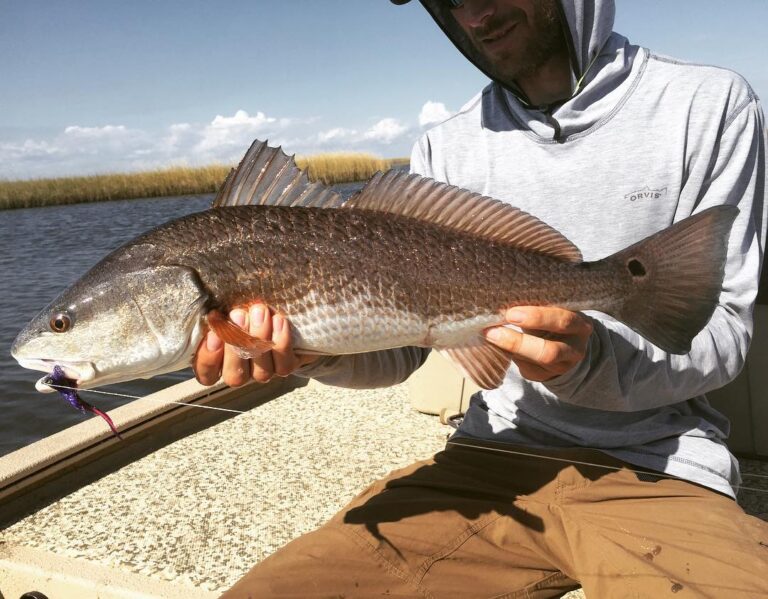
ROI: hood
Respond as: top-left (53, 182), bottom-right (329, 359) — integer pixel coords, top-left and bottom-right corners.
top-left (402, 0), bottom-right (645, 140)
top-left (414, 0), bottom-right (616, 103)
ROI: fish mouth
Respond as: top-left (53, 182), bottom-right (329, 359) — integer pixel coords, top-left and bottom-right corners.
top-left (16, 358), bottom-right (97, 393)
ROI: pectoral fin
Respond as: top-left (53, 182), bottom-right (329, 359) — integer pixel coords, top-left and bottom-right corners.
top-left (439, 338), bottom-right (514, 390)
top-left (207, 310), bottom-right (275, 358)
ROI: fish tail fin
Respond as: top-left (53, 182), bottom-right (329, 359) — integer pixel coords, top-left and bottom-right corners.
top-left (603, 205), bottom-right (738, 353)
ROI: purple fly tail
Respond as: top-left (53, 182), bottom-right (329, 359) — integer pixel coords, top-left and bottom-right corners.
top-left (45, 365), bottom-right (122, 439)
top-left (80, 400), bottom-right (123, 440)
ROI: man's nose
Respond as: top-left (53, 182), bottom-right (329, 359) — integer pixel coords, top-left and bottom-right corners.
top-left (460, 0), bottom-right (496, 27)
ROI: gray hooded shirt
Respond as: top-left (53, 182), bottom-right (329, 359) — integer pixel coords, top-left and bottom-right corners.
top-left (304, 0), bottom-right (766, 497)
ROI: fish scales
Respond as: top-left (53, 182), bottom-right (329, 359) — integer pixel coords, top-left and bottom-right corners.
top-left (124, 205), bottom-right (624, 352)
top-left (12, 139), bottom-right (738, 404)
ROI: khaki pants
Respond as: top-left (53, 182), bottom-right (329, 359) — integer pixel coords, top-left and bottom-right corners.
top-left (221, 440), bottom-right (768, 598)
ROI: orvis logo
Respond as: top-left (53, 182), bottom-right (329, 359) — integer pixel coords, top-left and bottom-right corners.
top-left (625, 186), bottom-right (668, 202)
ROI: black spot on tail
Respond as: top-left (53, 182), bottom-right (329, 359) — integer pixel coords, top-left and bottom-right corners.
top-left (605, 205), bottom-right (738, 353)
top-left (627, 258), bottom-right (647, 277)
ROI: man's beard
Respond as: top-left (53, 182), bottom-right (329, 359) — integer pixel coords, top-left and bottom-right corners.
top-left (475, 0), bottom-right (568, 85)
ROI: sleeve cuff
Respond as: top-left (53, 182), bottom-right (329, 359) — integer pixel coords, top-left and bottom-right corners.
top-left (542, 317), bottom-right (601, 395)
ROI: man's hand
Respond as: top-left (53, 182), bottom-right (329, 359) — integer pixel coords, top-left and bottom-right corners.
top-left (484, 307), bottom-right (593, 382)
top-left (194, 303), bottom-right (320, 386)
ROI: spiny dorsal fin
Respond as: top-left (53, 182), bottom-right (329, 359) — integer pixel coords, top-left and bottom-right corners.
top-left (212, 139), bottom-right (344, 209)
top-left (346, 170), bottom-right (582, 262)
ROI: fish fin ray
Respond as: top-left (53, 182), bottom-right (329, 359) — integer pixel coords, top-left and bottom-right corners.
top-left (345, 170), bottom-right (582, 262)
top-left (212, 139), bottom-right (344, 209)
top-left (439, 338), bottom-right (513, 390)
top-left (207, 310), bottom-right (275, 357)
top-left (603, 205), bottom-right (739, 353)
top-left (213, 167), bottom-right (237, 207)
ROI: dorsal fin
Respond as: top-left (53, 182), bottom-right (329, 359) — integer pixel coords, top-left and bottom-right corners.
top-left (212, 139), bottom-right (344, 208)
top-left (345, 170), bottom-right (582, 261)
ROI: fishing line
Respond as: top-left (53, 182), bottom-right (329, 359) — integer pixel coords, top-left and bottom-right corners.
top-left (44, 382), bottom-right (248, 415)
top-left (447, 440), bottom-right (768, 494)
top-left (42, 382), bottom-right (768, 492)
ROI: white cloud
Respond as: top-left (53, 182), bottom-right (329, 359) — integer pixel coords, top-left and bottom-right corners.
top-left (418, 101), bottom-right (453, 128)
top-left (0, 106), bottom-right (427, 179)
top-left (316, 127), bottom-right (358, 144)
top-left (195, 109), bottom-right (279, 156)
top-left (363, 118), bottom-right (408, 144)
top-left (0, 124), bottom-right (157, 178)
top-left (1, 139), bottom-right (60, 159)
top-left (211, 109), bottom-right (271, 128)
top-left (63, 124), bottom-right (129, 138)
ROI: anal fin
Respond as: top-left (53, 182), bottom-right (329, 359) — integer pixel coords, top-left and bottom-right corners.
top-left (207, 310), bottom-right (275, 358)
top-left (439, 337), bottom-right (513, 390)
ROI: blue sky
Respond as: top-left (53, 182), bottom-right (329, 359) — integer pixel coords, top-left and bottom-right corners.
top-left (1, 0), bottom-right (766, 179)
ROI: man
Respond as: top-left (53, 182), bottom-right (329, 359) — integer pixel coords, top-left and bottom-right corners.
top-left (212, 1), bottom-right (768, 596)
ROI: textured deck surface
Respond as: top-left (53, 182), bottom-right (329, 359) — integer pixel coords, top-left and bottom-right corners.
top-left (2, 381), bottom-right (451, 593)
top-left (2, 380), bottom-right (766, 598)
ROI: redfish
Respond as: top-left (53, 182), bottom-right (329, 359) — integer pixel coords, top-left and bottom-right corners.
top-left (13, 139), bottom-right (737, 398)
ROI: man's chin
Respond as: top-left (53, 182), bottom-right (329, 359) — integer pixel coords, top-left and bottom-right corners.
top-left (475, 36), bottom-right (531, 76)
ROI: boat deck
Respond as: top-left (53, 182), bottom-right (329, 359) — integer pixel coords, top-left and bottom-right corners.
top-left (1, 380), bottom-right (451, 596)
top-left (2, 379), bottom-right (767, 598)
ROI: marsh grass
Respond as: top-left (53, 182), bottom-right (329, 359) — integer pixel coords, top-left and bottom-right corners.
top-left (296, 152), bottom-right (390, 185)
top-left (0, 153), bottom-right (408, 210)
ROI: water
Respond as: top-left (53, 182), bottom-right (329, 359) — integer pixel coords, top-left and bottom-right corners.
top-left (0, 182), bottom-right (364, 456)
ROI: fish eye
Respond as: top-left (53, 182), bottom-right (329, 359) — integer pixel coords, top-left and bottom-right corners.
top-left (49, 312), bottom-right (73, 333)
